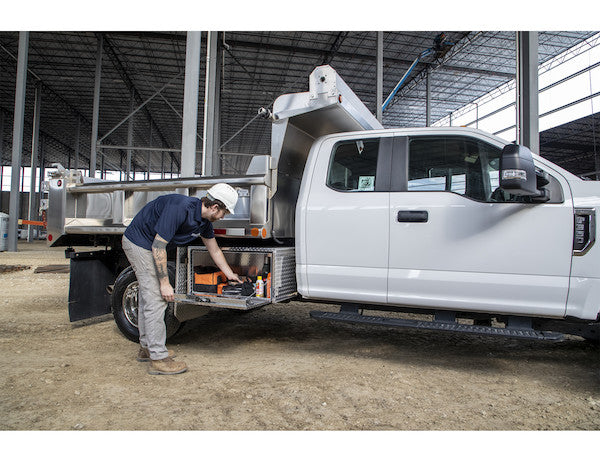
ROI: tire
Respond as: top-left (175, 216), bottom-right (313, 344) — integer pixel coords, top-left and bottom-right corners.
top-left (111, 263), bottom-right (183, 343)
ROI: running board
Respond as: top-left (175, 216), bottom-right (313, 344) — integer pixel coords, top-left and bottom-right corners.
top-left (309, 310), bottom-right (564, 341)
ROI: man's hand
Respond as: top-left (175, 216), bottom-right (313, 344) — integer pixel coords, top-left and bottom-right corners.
top-left (202, 237), bottom-right (245, 285)
top-left (227, 272), bottom-right (243, 284)
top-left (160, 281), bottom-right (175, 302)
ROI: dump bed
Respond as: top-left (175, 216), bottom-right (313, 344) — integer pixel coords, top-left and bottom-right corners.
top-left (44, 65), bottom-right (382, 246)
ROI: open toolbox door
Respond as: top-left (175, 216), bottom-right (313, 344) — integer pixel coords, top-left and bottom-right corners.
top-left (174, 246), bottom-right (296, 317)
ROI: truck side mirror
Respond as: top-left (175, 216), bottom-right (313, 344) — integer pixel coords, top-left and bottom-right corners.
top-left (499, 144), bottom-right (538, 196)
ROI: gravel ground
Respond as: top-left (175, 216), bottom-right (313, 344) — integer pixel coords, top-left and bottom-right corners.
top-left (0, 241), bottom-right (599, 431)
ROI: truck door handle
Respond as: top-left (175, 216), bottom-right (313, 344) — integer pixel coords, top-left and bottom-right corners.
top-left (397, 210), bottom-right (428, 223)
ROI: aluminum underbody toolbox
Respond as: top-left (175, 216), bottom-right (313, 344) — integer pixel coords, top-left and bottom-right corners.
top-left (174, 246), bottom-right (296, 317)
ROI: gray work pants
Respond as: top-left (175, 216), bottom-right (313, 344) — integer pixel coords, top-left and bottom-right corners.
top-left (122, 235), bottom-right (169, 360)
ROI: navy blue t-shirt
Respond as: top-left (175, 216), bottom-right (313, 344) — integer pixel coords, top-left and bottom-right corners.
top-left (124, 194), bottom-right (214, 250)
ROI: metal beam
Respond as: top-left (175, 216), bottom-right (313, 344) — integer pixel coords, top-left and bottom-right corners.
top-left (38, 139), bottom-right (45, 199)
top-left (181, 31), bottom-right (202, 177)
top-left (203, 31), bottom-right (219, 176)
top-left (97, 71), bottom-right (182, 144)
top-left (118, 30), bottom-right (477, 83)
top-left (516, 31), bottom-right (539, 154)
top-left (224, 37), bottom-right (515, 80)
top-left (147, 124), bottom-right (152, 179)
top-left (126, 90), bottom-right (134, 181)
top-left (322, 32), bottom-right (349, 65)
top-left (385, 32), bottom-right (478, 112)
top-left (376, 32), bottom-right (383, 123)
top-left (99, 34), bottom-right (179, 171)
top-left (0, 41), bottom-right (94, 130)
top-left (73, 116), bottom-right (80, 170)
top-left (98, 144), bottom-right (198, 153)
top-left (90, 34), bottom-right (102, 178)
top-left (8, 32), bottom-right (29, 252)
top-left (1, 36), bottom-right (125, 172)
top-left (27, 82), bottom-right (41, 243)
top-left (425, 67), bottom-right (431, 127)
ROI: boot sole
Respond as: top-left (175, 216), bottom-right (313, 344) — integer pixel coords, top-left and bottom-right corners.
top-left (148, 367), bottom-right (187, 375)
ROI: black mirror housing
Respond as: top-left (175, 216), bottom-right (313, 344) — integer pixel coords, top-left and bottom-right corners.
top-left (499, 144), bottom-right (538, 196)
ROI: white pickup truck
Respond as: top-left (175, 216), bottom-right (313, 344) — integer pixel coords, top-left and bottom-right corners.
top-left (44, 65), bottom-right (599, 343)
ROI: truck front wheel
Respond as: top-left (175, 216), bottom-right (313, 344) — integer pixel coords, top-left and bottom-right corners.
top-left (111, 264), bottom-right (183, 342)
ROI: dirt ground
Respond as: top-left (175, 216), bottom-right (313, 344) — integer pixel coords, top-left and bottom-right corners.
top-left (0, 241), bottom-right (599, 431)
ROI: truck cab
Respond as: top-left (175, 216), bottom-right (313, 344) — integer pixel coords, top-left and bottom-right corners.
top-left (296, 127), bottom-right (600, 324)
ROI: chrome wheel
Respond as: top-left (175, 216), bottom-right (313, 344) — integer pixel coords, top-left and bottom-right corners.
top-left (122, 281), bottom-right (139, 327)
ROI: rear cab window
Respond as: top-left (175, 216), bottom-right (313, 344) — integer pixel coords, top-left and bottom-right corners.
top-left (327, 139), bottom-right (380, 192)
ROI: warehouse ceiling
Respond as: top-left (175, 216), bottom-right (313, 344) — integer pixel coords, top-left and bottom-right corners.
top-left (540, 112), bottom-right (600, 177)
top-left (0, 30), bottom-right (598, 177)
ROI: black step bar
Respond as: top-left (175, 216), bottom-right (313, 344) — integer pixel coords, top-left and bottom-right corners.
top-left (310, 309), bottom-right (564, 341)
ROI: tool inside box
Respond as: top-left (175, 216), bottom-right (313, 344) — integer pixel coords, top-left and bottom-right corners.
top-left (190, 249), bottom-right (272, 299)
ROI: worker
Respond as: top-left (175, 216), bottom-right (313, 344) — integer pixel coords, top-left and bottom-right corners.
top-left (121, 183), bottom-right (242, 375)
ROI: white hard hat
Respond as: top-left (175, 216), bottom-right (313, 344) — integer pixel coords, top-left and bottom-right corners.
top-left (207, 183), bottom-right (238, 214)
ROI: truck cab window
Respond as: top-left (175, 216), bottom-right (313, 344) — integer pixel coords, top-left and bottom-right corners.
top-left (327, 139), bottom-right (380, 192)
top-left (407, 136), bottom-right (563, 203)
top-left (408, 137), bottom-right (497, 201)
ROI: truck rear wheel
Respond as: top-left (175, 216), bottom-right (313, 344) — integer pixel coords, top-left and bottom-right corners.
top-left (111, 264), bottom-right (183, 342)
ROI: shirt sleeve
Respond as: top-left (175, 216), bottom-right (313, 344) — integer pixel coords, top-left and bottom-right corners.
top-left (201, 222), bottom-right (215, 239)
top-left (153, 202), bottom-right (188, 243)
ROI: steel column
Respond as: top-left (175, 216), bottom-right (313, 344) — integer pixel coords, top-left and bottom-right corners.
top-left (376, 31), bottom-right (383, 123)
top-left (147, 124), bottom-right (152, 179)
top-left (74, 116), bottom-right (80, 170)
top-left (38, 139), bottom-right (45, 204)
top-left (516, 31), bottom-right (539, 154)
top-left (27, 82), bottom-right (42, 242)
top-left (8, 32), bottom-right (29, 252)
top-left (0, 109), bottom-right (4, 164)
top-left (181, 31), bottom-right (202, 178)
top-left (425, 67), bottom-right (431, 127)
top-left (202, 31), bottom-right (220, 176)
top-left (213, 36), bottom-right (222, 175)
top-left (126, 90), bottom-right (134, 181)
top-left (90, 35), bottom-right (103, 178)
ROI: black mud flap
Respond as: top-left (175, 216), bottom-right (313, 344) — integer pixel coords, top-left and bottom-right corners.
top-left (68, 250), bottom-right (120, 322)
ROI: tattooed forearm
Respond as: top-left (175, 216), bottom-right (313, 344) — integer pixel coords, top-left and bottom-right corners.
top-left (151, 236), bottom-right (169, 282)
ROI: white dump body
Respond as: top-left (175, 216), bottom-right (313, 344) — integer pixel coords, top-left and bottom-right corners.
top-left (44, 65), bottom-right (382, 246)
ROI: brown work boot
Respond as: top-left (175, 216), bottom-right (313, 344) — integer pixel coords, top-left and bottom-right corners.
top-left (148, 357), bottom-right (188, 375)
top-left (136, 347), bottom-right (176, 362)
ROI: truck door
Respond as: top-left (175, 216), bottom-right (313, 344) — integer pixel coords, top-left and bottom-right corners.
top-left (388, 135), bottom-right (573, 317)
top-left (299, 136), bottom-right (391, 303)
